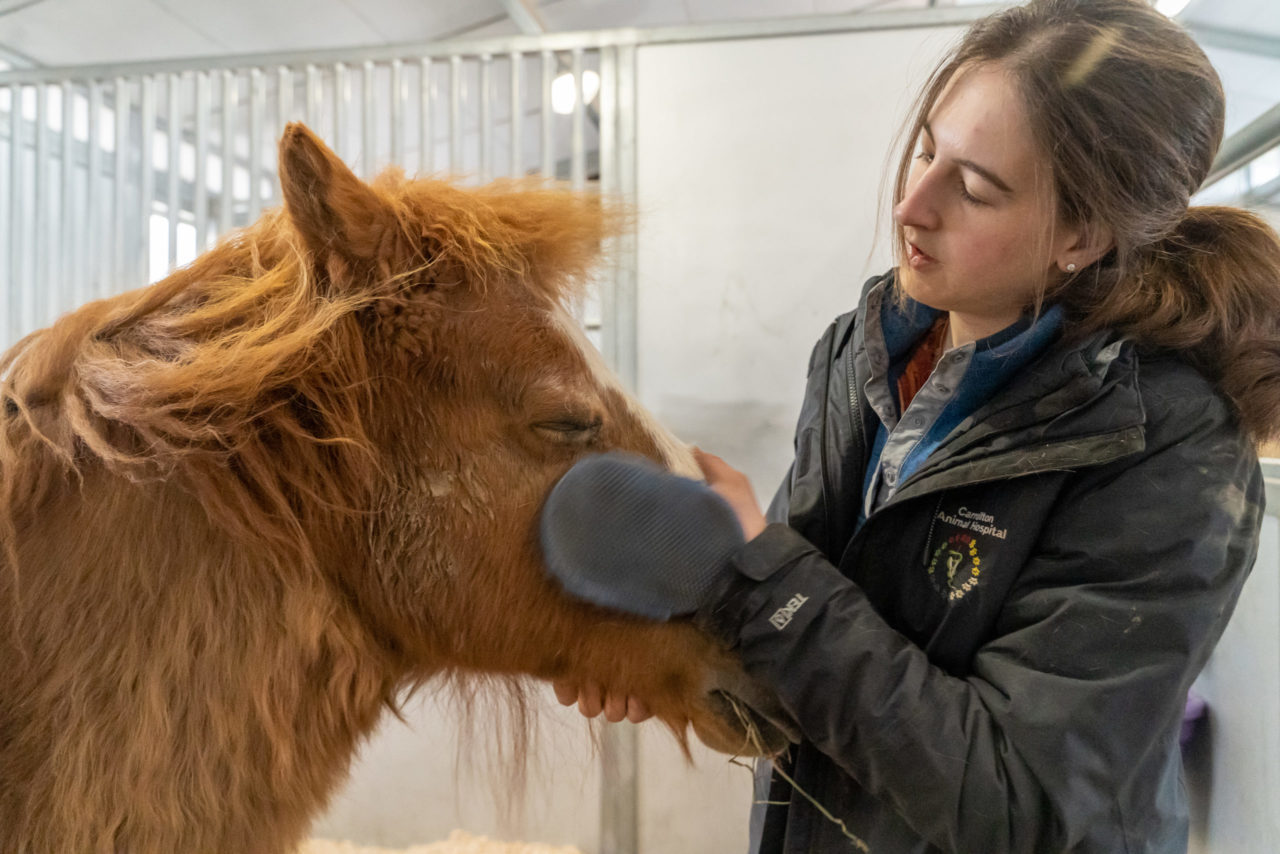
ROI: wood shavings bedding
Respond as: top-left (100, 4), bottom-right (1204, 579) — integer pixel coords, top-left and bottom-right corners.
top-left (300, 830), bottom-right (583, 854)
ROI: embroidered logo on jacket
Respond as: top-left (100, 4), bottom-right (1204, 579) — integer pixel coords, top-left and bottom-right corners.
top-left (927, 531), bottom-right (982, 601)
top-left (769, 593), bottom-right (810, 630)
top-left (935, 506), bottom-right (1008, 539)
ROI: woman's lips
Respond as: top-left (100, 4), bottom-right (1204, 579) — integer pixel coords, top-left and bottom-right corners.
top-left (907, 241), bottom-right (938, 268)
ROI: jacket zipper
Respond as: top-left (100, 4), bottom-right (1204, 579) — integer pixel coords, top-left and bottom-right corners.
top-left (819, 325), bottom-right (838, 542)
top-left (920, 494), bottom-right (945, 566)
top-left (845, 340), bottom-right (865, 462)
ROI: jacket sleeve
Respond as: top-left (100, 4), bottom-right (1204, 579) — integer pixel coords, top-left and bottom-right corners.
top-left (703, 394), bottom-right (1263, 853)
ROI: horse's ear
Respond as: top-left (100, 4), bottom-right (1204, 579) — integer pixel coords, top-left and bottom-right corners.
top-left (278, 122), bottom-right (393, 285)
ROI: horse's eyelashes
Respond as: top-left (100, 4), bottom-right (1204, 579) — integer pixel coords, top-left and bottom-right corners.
top-left (532, 417), bottom-right (603, 445)
top-left (535, 418), bottom-right (599, 433)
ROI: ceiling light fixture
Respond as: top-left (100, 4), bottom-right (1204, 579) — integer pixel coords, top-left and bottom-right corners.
top-left (552, 70), bottom-right (601, 115)
top-left (1154, 0), bottom-right (1192, 16)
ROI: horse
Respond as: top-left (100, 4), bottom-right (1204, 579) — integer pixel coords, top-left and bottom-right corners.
top-left (0, 123), bottom-right (787, 854)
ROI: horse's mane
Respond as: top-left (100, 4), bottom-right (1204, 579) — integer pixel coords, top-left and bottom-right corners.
top-left (0, 171), bottom-right (618, 583)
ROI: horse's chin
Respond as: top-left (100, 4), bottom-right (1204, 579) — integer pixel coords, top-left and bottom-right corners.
top-left (688, 663), bottom-right (799, 757)
top-left (690, 690), bottom-right (795, 757)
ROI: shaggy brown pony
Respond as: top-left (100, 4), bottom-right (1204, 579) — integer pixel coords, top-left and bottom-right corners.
top-left (0, 123), bottom-right (785, 854)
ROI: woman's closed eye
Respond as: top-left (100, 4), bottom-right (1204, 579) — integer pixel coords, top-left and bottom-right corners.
top-left (957, 178), bottom-right (987, 206)
top-left (916, 149), bottom-right (989, 206)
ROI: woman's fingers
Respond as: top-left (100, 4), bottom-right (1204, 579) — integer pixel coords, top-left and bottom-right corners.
top-left (693, 446), bottom-right (727, 483)
top-left (578, 682), bottom-right (604, 718)
top-left (626, 696), bottom-right (652, 724)
top-left (551, 681), bottom-right (653, 724)
top-left (692, 446), bottom-right (768, 541)
top-left (553, 680), bottom-right (578, 707)
top-left (603, 692), bottom-right (628, 723)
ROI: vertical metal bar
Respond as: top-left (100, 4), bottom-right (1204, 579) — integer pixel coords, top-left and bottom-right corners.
top-left (277, 65), bottom-right (292, 128)
top-left (219, 70), bottom-right (235, 235)
top-left (34, 82), bottom-right (48, 328)
top-left (194, 72), bottom-right (209, 252)
top-left (570, 48), bottom-right (585, 190)
top-left (113, 77), bottom-right (130, 293)
top-left (389, 58), bottom-right (403, 167)
top-left (509, 51), bottom-right (522, 177)
top-left (600, 726), bottom-right (639, 854)
top-left (334, 62), bottom-right (347, 161)
top-left (540, 50), bottom-right (553, 179)
top-left (419, 58), bottom-right (432, 174)
top-left (139, 74), bottom-right (156, 286)
top-left (60, 81), bottom-right (74, 313)
top-left (273, 67), bottom-right (290, 206)
top-left (85, 80), bottom-right (101, 303)
top-left (305, 64), bottom-right (320, 128)
top-left (599, 49), bottom-right (617, 193)
top-left (597, 46), bottom-right (618, 370)
top-left (361, 59), bottom-right (375, 178)
top-left (479, 53), bottom-right (492, 182)
top-left (7, 85), bottom-right (21, 342)
top-left (449, 55), bottom-right (461, 174)
top-left (167, 72), bottom-right (181, 272)
top-left (248, 68), bottom-right (263, 223)
top-left (615, 43), bottom-right (638, 392)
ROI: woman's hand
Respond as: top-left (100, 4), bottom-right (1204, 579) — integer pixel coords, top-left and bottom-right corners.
top-left (694, 448), bottom-right (768, 541)
top-left (552, 680), bottom-right (653, 723)
top-left (549, 447), bottom-right (762, 722)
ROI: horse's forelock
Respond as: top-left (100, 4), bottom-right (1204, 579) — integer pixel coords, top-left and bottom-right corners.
top-left (383, 174), bottom-right (625, 307)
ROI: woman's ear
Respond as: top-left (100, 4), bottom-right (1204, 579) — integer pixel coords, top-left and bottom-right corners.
top-left (278, 122), bottom-right (394, 288)
top-left (1059, 220), bottom-right (1116, 272)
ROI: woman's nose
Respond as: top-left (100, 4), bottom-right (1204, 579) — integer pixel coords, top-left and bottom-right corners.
top-left (894, 175), bottom-right (940, 232)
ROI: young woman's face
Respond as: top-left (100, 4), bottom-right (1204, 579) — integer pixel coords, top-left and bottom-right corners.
top-left (894, 63), bottom-right (1079, 337)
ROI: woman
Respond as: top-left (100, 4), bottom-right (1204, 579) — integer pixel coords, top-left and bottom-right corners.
top-left (541, 0), bottom-right (1280, 851)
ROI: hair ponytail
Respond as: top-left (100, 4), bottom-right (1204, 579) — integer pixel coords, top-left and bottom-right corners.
top-left (1065, 206), bottom-right (1280, 444)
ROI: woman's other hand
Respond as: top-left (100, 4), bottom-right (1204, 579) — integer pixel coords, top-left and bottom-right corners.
top-left (552, 680), bottom-right (653, 723)
top-left (694, 448), bottom-right (768, 541)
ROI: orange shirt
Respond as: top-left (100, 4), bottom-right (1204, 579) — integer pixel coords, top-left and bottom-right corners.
top-left (895, 315), bottom-right (949, 414)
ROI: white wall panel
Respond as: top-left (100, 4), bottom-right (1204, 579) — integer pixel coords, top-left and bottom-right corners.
top-left (1188, 494), bottom-right (1280, 854)
top-left (635, 26), bottom-right (963, 498)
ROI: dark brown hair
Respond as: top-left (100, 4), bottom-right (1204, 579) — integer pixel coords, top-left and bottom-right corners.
top-left (893, 0), bottom-right (1280, 443)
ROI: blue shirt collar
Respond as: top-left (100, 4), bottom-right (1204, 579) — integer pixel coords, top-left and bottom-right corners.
top-left (875, 280), bottom-right (1063, 366)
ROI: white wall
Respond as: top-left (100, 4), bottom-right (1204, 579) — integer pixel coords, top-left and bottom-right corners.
top-left (1187, 495), bottom-right (1280, 854)
top-left (634, 26), bottom-right (964, 498)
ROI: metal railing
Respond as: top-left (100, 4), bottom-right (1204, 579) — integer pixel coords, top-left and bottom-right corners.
top-left (0, 41), bottom-right (635, 357)
top-left (1204, 102), bottom-right (1280, 193)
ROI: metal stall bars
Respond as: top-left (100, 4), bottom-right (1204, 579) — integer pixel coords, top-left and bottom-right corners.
top-left (0, 35), bottom-right (632, 361)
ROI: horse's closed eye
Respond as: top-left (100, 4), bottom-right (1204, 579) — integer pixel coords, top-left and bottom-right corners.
top-left (533, 417), bottom-right (602, 445)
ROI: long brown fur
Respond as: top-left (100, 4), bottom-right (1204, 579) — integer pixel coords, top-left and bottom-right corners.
top-left (0, 123), bottom-right (769, 854)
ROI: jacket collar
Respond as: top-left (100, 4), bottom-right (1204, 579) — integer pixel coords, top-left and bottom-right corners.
top-left (847, 270), bottom-right (1147, 498)
top-left (861, 273), bottom-right (1065, 428)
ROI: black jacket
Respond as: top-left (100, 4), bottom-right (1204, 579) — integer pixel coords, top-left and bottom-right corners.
top-left (709, 272), bottom-right (1263, 854)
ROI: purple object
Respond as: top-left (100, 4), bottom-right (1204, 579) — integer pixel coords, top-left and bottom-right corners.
top-left (1180, 690), bottom-right (1207, 746)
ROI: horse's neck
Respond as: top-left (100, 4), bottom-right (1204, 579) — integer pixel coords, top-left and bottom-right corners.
top-left (2, 475), bottom-right (398, 854)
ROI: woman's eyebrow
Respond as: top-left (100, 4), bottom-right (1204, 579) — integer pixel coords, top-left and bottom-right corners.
top-left (922, 122), bottom-right (1016, 195)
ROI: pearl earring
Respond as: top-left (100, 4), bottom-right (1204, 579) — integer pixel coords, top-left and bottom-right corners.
top-left (1066, 263), bottom-right (1077, 273)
